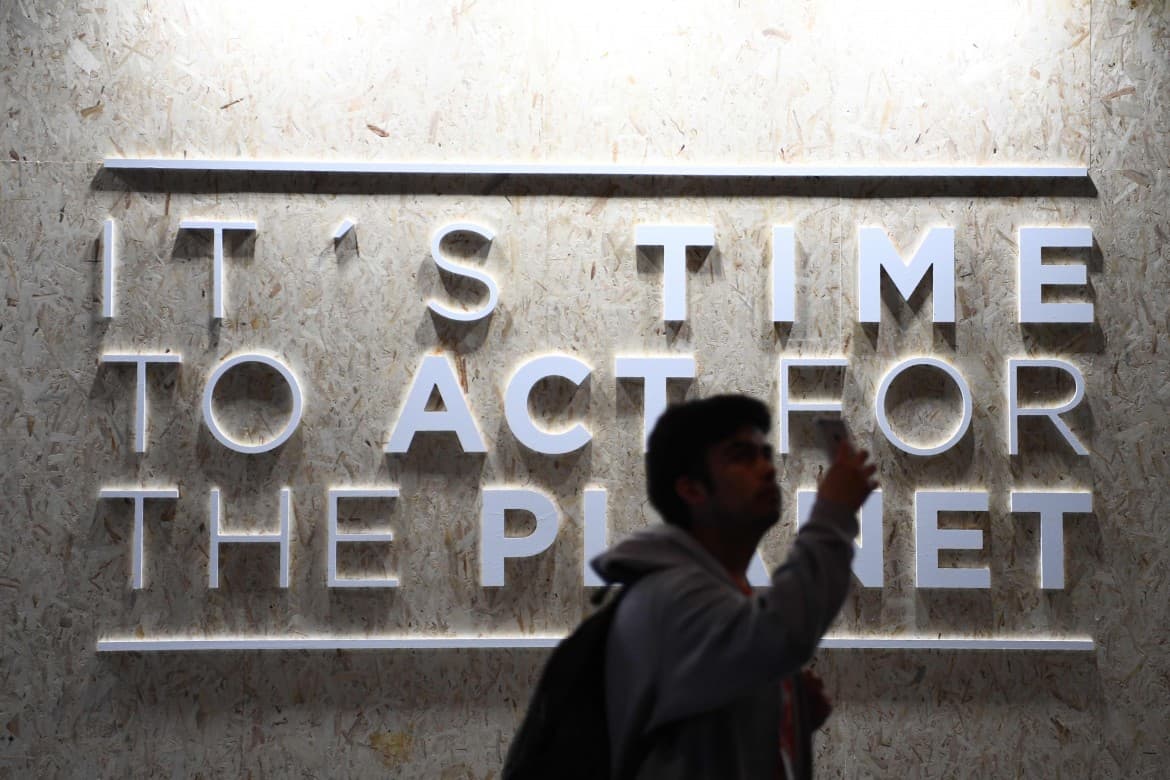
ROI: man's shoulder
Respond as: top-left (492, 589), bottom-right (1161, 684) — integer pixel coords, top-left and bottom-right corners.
top-left (594, 523), bottom-right (731, 586)
top-left (614, 556), bottom-right (739, 633)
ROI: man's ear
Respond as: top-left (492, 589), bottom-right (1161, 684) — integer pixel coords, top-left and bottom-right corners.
top-left (675, 475), bottom-right (708, 510)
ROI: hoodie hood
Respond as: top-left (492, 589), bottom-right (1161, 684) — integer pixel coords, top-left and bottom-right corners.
top-left (590, 523), bottom-right (736, 588)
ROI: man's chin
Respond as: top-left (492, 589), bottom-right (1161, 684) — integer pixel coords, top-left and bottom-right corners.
top-left (753, 507), bottom-right (781, 531)
top-left (758, 494), bottom-right (782, 524)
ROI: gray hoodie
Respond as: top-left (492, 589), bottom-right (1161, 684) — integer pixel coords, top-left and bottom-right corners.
top-left (591, 498), bottom-right (859, 779)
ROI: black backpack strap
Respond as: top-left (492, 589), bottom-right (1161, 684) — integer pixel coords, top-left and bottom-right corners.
top-left (503, 586), bottom-right (628, 780)
top-left (590, 583), bottom-right (614, 607)
top-left (618, 719), bottom-right (662, 780)
top-left (606, 580), bottom-right (665, 780)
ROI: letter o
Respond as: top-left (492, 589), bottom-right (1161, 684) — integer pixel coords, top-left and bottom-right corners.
top-left (875, 357), bottom-right (972, 456)
top-left (203, 353), bottom-right (304, 454)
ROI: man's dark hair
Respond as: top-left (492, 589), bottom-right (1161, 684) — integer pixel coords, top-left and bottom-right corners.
top-left (646, 394), bottom-right (771, 528)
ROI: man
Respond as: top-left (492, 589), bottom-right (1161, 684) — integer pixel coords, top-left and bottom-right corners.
top-left (592, 394), bottom-right (876, 779)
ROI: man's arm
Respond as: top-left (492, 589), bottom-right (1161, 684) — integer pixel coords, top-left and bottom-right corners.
top-left (641, 446), bottom-right (875, 727)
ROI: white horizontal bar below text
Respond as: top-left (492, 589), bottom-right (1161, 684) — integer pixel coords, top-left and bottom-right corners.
top-left (96, 635), bottom-right (1094, 652)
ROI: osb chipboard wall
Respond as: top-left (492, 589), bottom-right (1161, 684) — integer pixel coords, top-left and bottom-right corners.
top-left (2, 0), bottom-right (1167, 776)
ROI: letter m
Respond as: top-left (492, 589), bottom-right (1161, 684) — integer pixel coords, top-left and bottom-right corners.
top-left (858, 227), bottom-right (955, 323)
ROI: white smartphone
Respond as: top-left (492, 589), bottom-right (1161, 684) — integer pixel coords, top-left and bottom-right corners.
top-left (814, 416), bottom-right (853, 459)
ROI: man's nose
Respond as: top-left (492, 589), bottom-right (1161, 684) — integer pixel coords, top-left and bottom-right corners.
top-left (758, 453), bottom-right (777, 479)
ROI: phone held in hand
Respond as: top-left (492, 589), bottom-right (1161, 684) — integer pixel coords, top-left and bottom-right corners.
top-left (814, 416), bottom-right (852, 459)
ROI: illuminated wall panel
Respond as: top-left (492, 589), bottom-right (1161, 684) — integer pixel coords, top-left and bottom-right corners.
top-left (2, 1), bottom-right (1167, 778)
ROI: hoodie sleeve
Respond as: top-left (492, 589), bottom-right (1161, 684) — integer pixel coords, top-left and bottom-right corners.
top-left (640, 498), bottom-right (858, 728)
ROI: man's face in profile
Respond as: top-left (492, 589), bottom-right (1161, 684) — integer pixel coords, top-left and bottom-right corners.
top-left (687, 426), bottom-right (781, 533)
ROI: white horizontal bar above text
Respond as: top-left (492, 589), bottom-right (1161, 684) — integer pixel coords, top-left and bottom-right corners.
top-left (102, 158), bottom-right (1088, 179)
